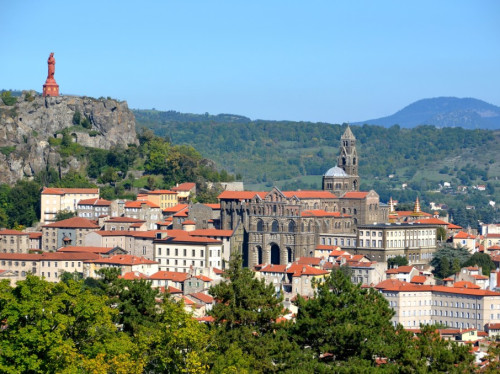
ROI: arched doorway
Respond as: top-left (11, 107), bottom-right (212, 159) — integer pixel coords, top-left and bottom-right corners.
top-left (287, 247), bottom-right (293, 263)
top-left (256, 245), bottom-right (263, 265)
top-left (270, 243), bottom-right (280, 265)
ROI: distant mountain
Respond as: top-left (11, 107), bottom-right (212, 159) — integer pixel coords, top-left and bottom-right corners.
top-left (355, 97), bottom-right (500, 129)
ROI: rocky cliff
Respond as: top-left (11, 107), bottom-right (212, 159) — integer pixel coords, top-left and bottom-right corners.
top-left (0, 92), bottom-right (138, 184)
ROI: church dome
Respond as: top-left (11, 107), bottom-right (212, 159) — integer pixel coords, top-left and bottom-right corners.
top-left (324, 166), bottom-right (348, 177)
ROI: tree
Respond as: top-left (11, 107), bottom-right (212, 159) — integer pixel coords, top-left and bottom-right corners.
top-left (209, 256), bottom-right (300, 372)
top-left (1, 91), bottom-right (17, 105)
top-left (291, 269), bottom-right (397, 367)
top-left (0, 276), bottom-right (143, 373)
top-left (55, 209), bottom-right (76, 221)
top-left (436, 226), bottom-right (447, 241)
top-left (72, 110), bottom-right (81, 125)
top-left (81, 117), bottom-right (91, 129)
top-left (463, 252), bottom-right (495, 276)
top-left (388, 255), bottom-right (408, 268)
top-left (430, 244), bottom-right (470, 279)
top-left (392, 325), bottom-right (475, 372)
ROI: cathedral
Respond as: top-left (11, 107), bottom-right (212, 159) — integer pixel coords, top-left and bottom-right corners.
top-left (219, 126), bottom-right (390, 267)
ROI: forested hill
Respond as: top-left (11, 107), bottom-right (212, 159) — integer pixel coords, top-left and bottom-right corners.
top-left (355, 97), bottom-right (500, 129)
top-left (134, 109), bottom-right (499, 188)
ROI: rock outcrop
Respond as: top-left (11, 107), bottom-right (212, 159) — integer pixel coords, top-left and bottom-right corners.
top-left (0, 92), bottom-right (138, 184)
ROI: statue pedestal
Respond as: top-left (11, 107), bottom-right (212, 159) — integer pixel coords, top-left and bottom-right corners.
top-left (43, 79), bottom-right (59, 97)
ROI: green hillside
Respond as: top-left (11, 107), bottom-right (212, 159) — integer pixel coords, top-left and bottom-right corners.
top-left (135, 110), bottom-right (500, 227)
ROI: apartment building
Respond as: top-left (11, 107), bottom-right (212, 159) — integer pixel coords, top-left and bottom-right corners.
top-left (77, 198), bottom-right (112, 219)
top-left (142, 190), bottom-right (179, 209)
top-left (154, 234), bottom-right (223, 273)
top-left (84, 254), bottom-right (159, 278)
top-left (0, 252), bottom-right (100, 284)
top-left (0, 229), bottom-right (31, 253)
top-left (42, 217), bottom-right (100, 251)
top-left (356, 223), bottom-right (437, 268)
top-left (376, 279), bottom-right (500, 331)
top-left (41, 187), bottom-right (99, 224)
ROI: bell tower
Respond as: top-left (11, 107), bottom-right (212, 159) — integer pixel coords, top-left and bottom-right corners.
top-left (322, 125), bottom-right (360, 194)
top-left (338, 125), bottom-right (358, 176)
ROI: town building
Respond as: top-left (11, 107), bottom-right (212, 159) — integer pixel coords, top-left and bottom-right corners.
top-left (142, 189), bottom-right (178, 209)
top-left (84, 254), bottom-right (159, 278)
top-left (77, 198), bottom-right (112, 219)
top-left (42, 217), bottom-right (100, 251)
top-left (376, 278), bottom-right (500, 331)
top-left (0, 229), bottom-right (31, 253)
top-left (171, 182), bottom-right (196, 203)
top-left (154, 233), bottom-right (223, 273)
top-left (355, 222), bottom-right (437, 268)
top-left (41, 187), bottom-right (99, 224)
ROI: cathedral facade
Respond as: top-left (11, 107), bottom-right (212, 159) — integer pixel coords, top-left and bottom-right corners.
top-left (219, 126), bottom-right (388, 267)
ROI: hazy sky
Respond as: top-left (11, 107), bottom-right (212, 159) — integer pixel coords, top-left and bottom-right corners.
top-left (2, 1), bottom-right (499, 123)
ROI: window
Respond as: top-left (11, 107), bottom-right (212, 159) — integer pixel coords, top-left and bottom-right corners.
top-left (192, 249), bottom-right (195, 257)
top-left (175, 248), bottom-right (178, 256)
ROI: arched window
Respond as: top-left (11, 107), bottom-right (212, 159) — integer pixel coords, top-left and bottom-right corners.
top-left (256, 219), bottom-right (264, 232)
top-left (271, 220), bottom-right (279, 232)
top-left (288, 221), bottom-right (295, 233)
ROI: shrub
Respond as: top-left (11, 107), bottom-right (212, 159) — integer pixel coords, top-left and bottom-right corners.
top-left (1, 91), bottom-right (17, 106)
top-left (72, 110), bottom-right (81, 125)
top-left (81, 117), bottom-right (91, 129)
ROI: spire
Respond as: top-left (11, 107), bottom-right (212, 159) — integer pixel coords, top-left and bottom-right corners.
top-left (389, 197), bottom-right (395, 213)
top-left (341, 125), bottom-right (355, 140)
top-left (413, 196), bottom-right (421, 214)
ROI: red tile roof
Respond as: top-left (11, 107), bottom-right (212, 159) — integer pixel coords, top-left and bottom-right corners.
top-left (146, 189), bottom-right (177, 195)
top-left (42, 187), bottom-right (99, 195)
top-left (487, 323), bottom-right (500, 330)
top-left (120, 271), bottom-right (149, 280)
top-left (125, 200), bottom-right (160, 208)
top-left (385, 266), bottom-right (415, 274)
top-left (454, 231), bottom-right (476, 240)
top-left (295, 257), bottom-right (322, 266)
top-left (447, 223), bottom-right (463, 229)
top-left (87, 255), bottom-right (158, 265)
top-left (287, 264), bottom-right (329, 277)
top-left (189, 292), bottom-right (214, 304)
top-left (189, 229), bottom-right (234, 238)
top-left (218, 190), bottom-right (267, 201)
top-left (157, 235), bottom-right (222, 245)
top-left (301, 210), bottom-right (347, 218)
top-left (149, 271), bottom-right (189, 282)
top-left (182, 220), bottom-right (196, 225)
top-left (259, 264), bottom-right (287, 273)
top-left (171, 182), bottom-right (196, 192)
top-left (29, 232), bottom-right (42, 239)
top-left (376, 279), bottom-right (499, 296)
top-left (173, 210), bottom-right (189, 217)
top-left (411, 275), bottom-right (427, 284)
top-left (43, 217), bottom-right (100, 229)
top-left (342, 191), bottom-right (369, 199)
top-left (204, 203), bottom-right (220, 209)
top-left (167, 285), bottom-right (183, 294)
top-left (453, 281), bottom-right (481, 289)
top-left (78, 198), bottom-right (111, 206)
top-left (105, 217), bottom-right (146, 223)
top-left (0, 229), bottom-right (29, 236)
top-left (193, 274), bottom-right (213, 282)
top-left (282, 190), bottom-right (337, 199)
top-left (163, 204), bottom-right (189, 213)
top-left (57, 246), bottom-right (115, 254)
top-left (413, 217), bottom-right (450, 225)
top-left (195, 316), bottom-right (215, 323)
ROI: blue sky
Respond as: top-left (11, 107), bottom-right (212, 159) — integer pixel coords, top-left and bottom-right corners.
top-left (1, 1), bottom-right (499, 123)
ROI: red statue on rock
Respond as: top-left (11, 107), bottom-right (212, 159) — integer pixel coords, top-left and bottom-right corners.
top-left (43, 52), bottom-right (59, 97)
